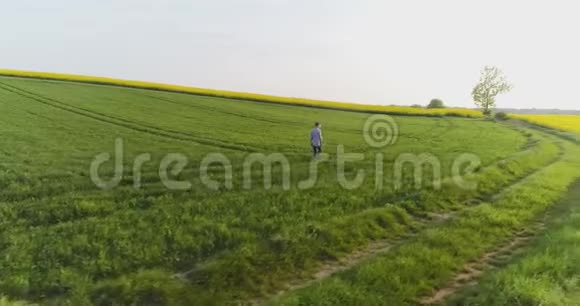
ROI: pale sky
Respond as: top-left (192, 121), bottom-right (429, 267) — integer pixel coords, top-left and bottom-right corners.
top-left (1, 0), bottom-right (578, 109)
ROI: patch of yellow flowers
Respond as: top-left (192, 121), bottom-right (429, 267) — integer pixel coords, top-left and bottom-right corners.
top-left (0, 69), bottom-right (482, 118)
top-left (511, 114), bottom-right (580, 134)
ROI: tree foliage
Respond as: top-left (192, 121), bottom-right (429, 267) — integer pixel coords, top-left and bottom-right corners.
top-left (472, 66), bottom-right (512, 115)
top-left (427, 99), bottom-right (445, 109)
top-left (494, 111), bottom-right (509, 121)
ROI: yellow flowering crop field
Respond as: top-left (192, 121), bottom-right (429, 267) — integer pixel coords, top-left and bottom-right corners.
top-left (512, 114), bottom-right (580, 134)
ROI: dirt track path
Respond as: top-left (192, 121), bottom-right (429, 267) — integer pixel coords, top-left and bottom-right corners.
top-left (250, 212), bottom-right (451, 305)
top-left (420, 178), bottom-right (580, 305)
top-left (418, 220), bottom-right (546, 305)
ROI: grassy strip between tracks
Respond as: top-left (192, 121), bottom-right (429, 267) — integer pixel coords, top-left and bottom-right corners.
top-left (445, 179), bottom-right (580, 306)
top-left (270, 138), bottom-right (580, 305)
top-left (81, 134), bottom-right (559, 305)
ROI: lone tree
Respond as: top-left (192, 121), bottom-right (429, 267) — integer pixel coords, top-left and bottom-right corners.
top-left (472, 66), bottom-right (512, 115)
top-left (427, 98), bottom-right (445, 109)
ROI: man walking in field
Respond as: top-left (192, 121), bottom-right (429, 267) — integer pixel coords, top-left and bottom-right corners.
top-left (310, 122), bottom-right (323, 158)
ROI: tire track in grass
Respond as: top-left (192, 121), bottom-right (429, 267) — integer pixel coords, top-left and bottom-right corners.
top-left (261, 217), bottom-right (546, 306)
top-left (134, 92), bottom-right (298, 126)
top-left (488, 139), bottom-right (565, 203)
top-left (244, 134), bottom-right (564, 305)
top-left (419, 219), bottom-right (547, 305)
top-left (135, 91), bottom-right (455, 154)
top-left (252, 206), bottom-right (544, 306)
top-left (0, 82), bottom-right (260, 153)
top-left (421, 179), bottom-right (580, 305)
top-left (246, 213), bottom-right (451, 305)
top-left (443, 179), bottom-right (580, 305)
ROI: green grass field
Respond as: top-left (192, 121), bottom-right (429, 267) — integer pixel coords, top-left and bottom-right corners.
top-left (0, 75), bottom-right (579, 305)
top-left (445, 180), bottom-right (580, 305)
